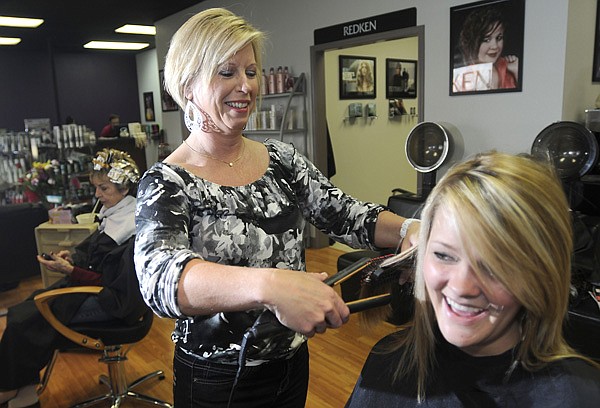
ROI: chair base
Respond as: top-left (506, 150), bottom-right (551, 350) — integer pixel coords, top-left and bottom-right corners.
top-left (39, 347), bottom-right (173, 408)
top-left (73, 370), bottom-right (172, 408)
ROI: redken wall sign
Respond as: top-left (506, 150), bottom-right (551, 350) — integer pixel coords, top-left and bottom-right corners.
top-left (314, 8), bottom-right (417, 45)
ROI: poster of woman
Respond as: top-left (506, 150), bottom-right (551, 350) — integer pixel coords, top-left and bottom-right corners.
top-left (450, 0), bottom-right (525, 95)
top-left (339, 55), bottom-right (376, 99)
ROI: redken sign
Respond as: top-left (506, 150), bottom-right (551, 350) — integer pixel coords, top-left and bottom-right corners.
top-left (344, 20), bottom-right (377, 36)
top-left (314, 8), bottom-right (416, 45)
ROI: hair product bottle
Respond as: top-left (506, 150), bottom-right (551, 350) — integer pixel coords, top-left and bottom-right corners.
top-left (283, 66), bottom-right (292, 92)
top-left (276, 66), bottom-right (285, 94)
top-left (268, 67), bottom-right (276, 95)
top-left (261, 69), bottom-right (268, 95)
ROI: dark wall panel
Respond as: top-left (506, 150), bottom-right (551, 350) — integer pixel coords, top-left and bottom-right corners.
top-left (0, 49), bottom-right (140, 135)
top-left (0, 50), bottom-right (57, 131)
top-left (54, 53), bottom-right (140, 135)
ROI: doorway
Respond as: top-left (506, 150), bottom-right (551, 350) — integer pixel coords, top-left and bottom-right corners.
top-left (310, 26), bottom-right (424, 247)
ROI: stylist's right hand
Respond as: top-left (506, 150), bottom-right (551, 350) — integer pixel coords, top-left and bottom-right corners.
top-left (263, 270), bottom-right (350, 338)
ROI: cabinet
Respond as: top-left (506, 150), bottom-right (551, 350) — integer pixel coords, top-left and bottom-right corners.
top-left (34, 221), bottom-right (97, 287)
top-left (245, 73), bottom-right (308, 155)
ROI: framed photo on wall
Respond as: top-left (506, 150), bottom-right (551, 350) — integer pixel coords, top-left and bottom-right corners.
top-left (449, 0), bottom-right (525, 96)
top-left (339, 55), bottom-right (376, 99)
top-left (593, 0), bottom-right (600, 82)
top-left (159, 70), bottom-right (179, 111)
top-left (143, 92), bottom-right (155, 122)
top-left (386, 58), bottom-right (417, 99)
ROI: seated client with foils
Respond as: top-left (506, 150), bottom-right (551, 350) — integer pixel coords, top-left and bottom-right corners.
top-left (0, 149), bottom-right (142, 408)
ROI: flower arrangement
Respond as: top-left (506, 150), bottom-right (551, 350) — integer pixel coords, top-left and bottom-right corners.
top-left (22, 160), bottom-right (62, 197)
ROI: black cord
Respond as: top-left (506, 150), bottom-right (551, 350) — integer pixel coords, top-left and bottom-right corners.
top-left (227, 310), bottom-right (288, 408)
top-left (226, 255), bottom-right (402, 406)
top-left (227, 330), bottom-right (252, 408)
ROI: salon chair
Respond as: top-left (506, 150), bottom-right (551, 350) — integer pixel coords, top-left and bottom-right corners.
top-left (531, 121), bottom-right (600, 361)
top-left (564, 212), bottom-right (600, 361)
top-left (34, 286), bottom-right (173, 407)
top-left (336, 191), bottom-right (424, 325)
top-left (565, 297), bottom-right (600, 361)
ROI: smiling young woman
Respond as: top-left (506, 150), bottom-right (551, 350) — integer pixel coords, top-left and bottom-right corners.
top-left (346, 151), bottom-right (600, 407)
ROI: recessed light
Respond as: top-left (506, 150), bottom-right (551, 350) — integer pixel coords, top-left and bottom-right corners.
top-left (83, 41), bottom-right (149, 50)
top-left (0, 16), bottom-right (44, 28)
top-left (0, 37), bottom-right (22, 45)
top-left (115, 24), bottom-right (156, 35)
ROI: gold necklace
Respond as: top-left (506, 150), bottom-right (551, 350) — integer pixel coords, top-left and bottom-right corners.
top-left (184, 138), bottom-right (245, 167)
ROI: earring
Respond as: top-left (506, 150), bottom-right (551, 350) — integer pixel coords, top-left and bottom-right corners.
top-left (184, 100), bottom-right (203, 133)
top-left (184, 101), bottom-right (223, 134)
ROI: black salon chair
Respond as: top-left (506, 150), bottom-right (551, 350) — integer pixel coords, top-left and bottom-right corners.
top-left (337, 187), bottom-right (424, 295)
top-left (565, 297), bottom-right (600, 361)
top-left (531, 122), bottom-right (600, 361)
top-left (564, 212), bottom-right (600, 361)
top-left (34, 286), bottom-right (173, 407)
top-left (336, 190), bottom-right (424, 326)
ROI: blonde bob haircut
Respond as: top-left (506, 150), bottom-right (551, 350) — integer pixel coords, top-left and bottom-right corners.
top-left (163, 8), bottom-right (265, 109)
top-left (391, 151), bottom-right (590, 401)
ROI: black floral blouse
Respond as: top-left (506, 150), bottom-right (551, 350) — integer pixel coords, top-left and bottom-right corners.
top-left (135, 139), bottom-right (384, 364)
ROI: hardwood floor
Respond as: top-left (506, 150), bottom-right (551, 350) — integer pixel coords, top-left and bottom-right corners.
top-left (0, 246), bottom-right (397, 407)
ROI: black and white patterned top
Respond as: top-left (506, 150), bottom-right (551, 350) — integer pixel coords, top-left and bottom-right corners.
top-left (135, 138), bottom-right (384, 364)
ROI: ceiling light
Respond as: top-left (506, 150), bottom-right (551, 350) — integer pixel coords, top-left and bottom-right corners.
top-left (84, 41), bottom-right (149, 50)
top-left (115, 24), bottom-right (156, 35)
top-left (0, 37), bottom-right (22, 45)
top-left (0, 16), bottom-right (44, 28)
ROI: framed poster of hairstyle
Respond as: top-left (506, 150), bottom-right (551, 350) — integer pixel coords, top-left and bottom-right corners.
top-left (449, 0), bottom-right (525, 96)
top-left (143, 92), bottom-right (155, 122)
top-left (159, 69), bottom-right (179, 112)
top-left (339, 55), bottom-right (376, 99)
top-left (386, 58), bottom-right (417, 99)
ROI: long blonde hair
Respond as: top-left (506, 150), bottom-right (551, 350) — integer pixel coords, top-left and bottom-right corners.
top-left (163, 8), bottom-right (265, 109)
top-left (391, 151), bottom-right (590, 401)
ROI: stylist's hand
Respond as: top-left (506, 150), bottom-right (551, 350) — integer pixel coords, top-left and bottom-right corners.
top-left (37, 252), bottom-right (75, 275)
top-left (263, 270), bottom-right (350, 338)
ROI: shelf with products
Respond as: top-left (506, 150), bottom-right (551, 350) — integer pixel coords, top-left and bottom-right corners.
top-left (0, 124), bottom-right (97, 206)
top-left (245, 73), bottom-right (308, 155)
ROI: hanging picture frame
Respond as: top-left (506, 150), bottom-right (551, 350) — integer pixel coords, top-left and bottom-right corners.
top-left (593, 0), bottom-right (600, 82)
top-left (449, 0), bottom-right (525, 95)
top-left (143, 92), bottom-right (155, 122)
top-left (386, 58), bottom-right (417, 99)
top-left (339, 55), bottom-right (376, 99)
top-left (159, 69), bottom-right (179, 111)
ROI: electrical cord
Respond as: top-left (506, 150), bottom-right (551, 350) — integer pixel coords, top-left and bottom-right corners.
top-left (227, 309), bottom-right (286, 408)
top-left (226, 293), bottom-right (396, 407)
top-left (225, 252), bottom-right (413, 406)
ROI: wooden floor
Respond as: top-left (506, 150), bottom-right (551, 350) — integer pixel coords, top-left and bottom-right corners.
top-left (0, 246), bottom-right (397, 407)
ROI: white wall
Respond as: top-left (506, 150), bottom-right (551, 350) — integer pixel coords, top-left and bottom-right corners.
top-left (135, 49), bottom-right (162, 168)
top-left (419, 0), bottom-right (569, 154)
top-left (150, 0), bottom-right (580, 160)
